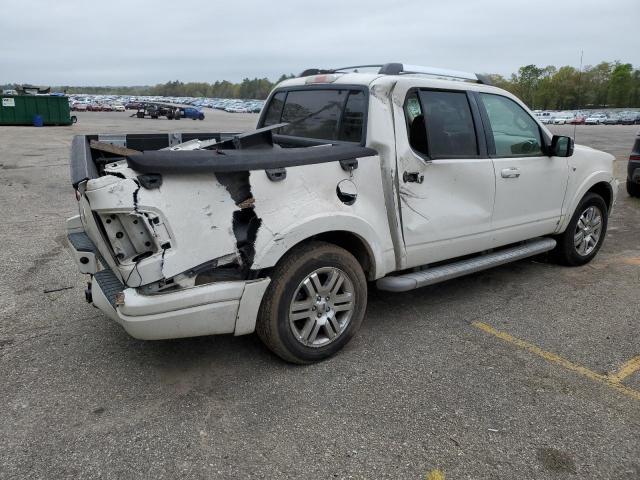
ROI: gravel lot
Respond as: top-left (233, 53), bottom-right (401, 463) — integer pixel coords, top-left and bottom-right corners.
top-left (1, 112), bottom-right (638, 479)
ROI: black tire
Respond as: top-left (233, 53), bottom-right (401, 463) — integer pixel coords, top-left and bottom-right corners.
top-left (136, 112), bottom-right (144, 118)
top-left (256, 241), bottom-right (367, 364)
top-left (174, 112), bottom-right (181, 120)
top-left (551, 192), bottom-right (608, 266)
top-left (627, 180), bottom-right (640, 198)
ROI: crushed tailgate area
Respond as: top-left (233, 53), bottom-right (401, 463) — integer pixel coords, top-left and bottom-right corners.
top-left (0, 112), bottom-right (638, 479)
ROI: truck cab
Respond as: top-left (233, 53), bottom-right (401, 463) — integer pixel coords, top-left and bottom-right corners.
top-left (67, 63), bottom-right (617, 363)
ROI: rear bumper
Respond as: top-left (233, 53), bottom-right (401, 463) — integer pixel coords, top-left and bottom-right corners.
top-left (67, 217), bottom-right (270, 340)
top-left (90, 272), bottom-right (270, 340)
top-left (628, 162), bottom-right (640, 183)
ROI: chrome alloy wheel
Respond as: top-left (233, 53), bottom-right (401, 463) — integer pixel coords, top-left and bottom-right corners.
top-left (574, 205), bottom-right (603, 256)
top-left (288, 267), bottom-right (355, 348)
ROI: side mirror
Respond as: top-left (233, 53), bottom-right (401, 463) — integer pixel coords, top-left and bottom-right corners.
top-left (550, 135), bottom-right (574, 157)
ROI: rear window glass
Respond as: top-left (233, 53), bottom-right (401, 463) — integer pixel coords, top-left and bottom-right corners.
top-left (262, 88), bottom-right (366, 142)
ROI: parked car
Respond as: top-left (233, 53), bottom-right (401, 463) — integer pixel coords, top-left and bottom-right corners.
top-left (585, 113), bottom-right (607, 125)
top-left (125, 102), bottom-right (142, 110)
top-left (620, 112), bottom-right (640, 125)
top-left (569, 115), bottom-right (586, 125)
top-left (66, 63), bottom-right (617, 363)
top-left (602, 114), bottom-right (621, 125)
top-left (101, 104), bottom-right (113, 112)
top-left (534, 111), bottom-right (552, 124)
top-left (182, 107), bottom-right (205, 120)
top-left (113, 104), bottom-right (126, 112)
top-left (73, 103), bottom-right (88, 112)
top-left (553, 113), bottom-right (575, 125)
top-left (627, 133), bottom-right (640, 197)
top-left (87, 103), bottom-right (102, 112)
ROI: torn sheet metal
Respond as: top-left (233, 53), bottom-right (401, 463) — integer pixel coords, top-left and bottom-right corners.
top-left (85, 162), bottom-right (239, 285)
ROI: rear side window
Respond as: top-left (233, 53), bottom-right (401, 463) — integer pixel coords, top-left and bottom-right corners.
top-left (263, 91), bottom-right (285, 126)
top-left (479, 93), bottom-right (543, 157)
top-left (418, 90), bottom-right (478, 158)
top-left (405, 90), bottom-right (478, 158)
top-left (262, 88), bottom-right (366, 143)
top-left (338, 90), bottom-right (366, 142)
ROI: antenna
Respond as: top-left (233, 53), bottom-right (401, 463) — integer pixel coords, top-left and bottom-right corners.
top-left (573, 50), bottom-right (584, 142)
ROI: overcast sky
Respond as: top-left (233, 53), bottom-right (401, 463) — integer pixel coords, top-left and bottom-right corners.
top-left (1, 0), bottom-right (638, 86)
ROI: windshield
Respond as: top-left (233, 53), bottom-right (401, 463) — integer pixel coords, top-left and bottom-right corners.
top-left (261, 88), bottom-right (367, 143)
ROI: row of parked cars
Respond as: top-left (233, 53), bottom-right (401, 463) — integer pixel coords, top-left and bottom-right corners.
top-left (68, 95), bottom-right (264, 114)
top-left (534, 110), bottom-right (640, 125)
top-left (71, 102), bottom-right (126, 112)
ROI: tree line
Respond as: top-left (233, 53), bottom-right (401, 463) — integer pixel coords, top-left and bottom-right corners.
top-left (1, 75), bottom-right (295, 99)
top-left (488, 61), bottom-right (640, 110)
top-left (3, 61), bottom-right (639, 107)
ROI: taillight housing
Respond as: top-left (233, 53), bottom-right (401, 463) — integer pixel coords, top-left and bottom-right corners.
top-left (98, 213), bottom-right (157, 263)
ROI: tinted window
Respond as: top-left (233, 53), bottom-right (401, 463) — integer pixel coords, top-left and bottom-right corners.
top-left (480, 93), bottom-right (543, 157)
top-left (263, 91), bottom-right (286, 126)
top-left (262, 89), bottom-right (366, 142)
top-left (338, 91), bottom-right (366, 142)
top-left (418, 90), bottom-right (478, 158)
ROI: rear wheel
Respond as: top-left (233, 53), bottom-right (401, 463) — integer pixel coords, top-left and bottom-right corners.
top-left (256, 241), bottom-right (367, 364)
top-left (627, 180), bottom-right (640, 198)
top-left (552, 192), bottom-right (608, 266)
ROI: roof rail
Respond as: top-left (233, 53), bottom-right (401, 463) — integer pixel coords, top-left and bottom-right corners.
top-left (298, 63), bottom-right (491, 85)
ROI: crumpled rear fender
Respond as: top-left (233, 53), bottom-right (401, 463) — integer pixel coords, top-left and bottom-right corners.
top-left (251, 213), bottom-right (388, 280)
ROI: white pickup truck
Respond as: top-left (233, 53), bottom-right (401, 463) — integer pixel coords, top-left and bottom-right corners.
top-left (67, 63), bottom-right (617, 363)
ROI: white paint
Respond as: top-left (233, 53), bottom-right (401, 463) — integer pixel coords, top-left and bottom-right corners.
top-left (69, 69), bottom-right (617, 342)
top-left (84, 163), bottom-right (238, 286)
top-left (234, 278), bottom-right (271, 335)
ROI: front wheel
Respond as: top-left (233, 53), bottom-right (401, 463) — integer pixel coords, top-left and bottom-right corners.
top-left (256, 241), bottom-right (367, 364)
top-left (551, 192), bottom-right (608, 266)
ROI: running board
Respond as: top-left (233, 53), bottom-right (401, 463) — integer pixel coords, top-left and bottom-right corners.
top-left (376, 238), bottom-right (556, 292)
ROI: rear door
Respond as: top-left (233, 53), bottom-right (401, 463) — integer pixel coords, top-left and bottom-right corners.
top-left (392, 84), bottom-right (496, 268)
top-left (476, 93), bottom-right (568, 246)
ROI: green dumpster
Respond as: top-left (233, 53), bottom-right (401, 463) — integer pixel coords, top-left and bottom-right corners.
top-left (0, 95), bottom-right (73, 126)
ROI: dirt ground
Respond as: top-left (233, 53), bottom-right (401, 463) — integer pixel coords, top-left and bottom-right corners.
top-left (0, 112), bottom-right (638, 479)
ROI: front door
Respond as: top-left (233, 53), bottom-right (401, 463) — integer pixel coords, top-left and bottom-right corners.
top-left (477, 92), bottom-right (569, 246)
top-left (393, 85), bottom-right (496, 269)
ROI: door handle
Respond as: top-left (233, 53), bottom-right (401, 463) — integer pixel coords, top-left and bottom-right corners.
top-left (403, 171), bottom-right (424, 183)
top-left (501, 167), bottom-right (520, 178)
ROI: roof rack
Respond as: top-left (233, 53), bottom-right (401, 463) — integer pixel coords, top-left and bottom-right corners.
top-left (298, 63), bottom-right (491, 85)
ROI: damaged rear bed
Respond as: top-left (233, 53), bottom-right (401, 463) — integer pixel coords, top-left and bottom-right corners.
top-left (69, 126), bottom-right (378, 294)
